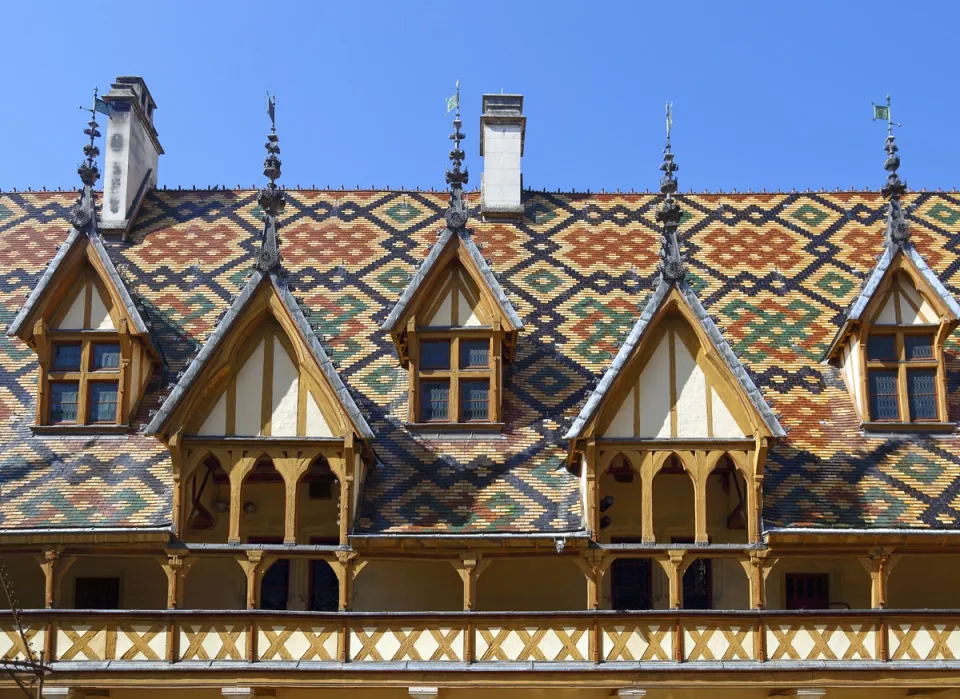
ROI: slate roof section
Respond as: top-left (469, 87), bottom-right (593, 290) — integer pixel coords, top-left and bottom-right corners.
top-left (3, 189), bottom-right (960, 533)
top-left (564, 279), bottom-right (786, 440)
top-left (381, 227), bottom-right (524, 332)
top-left (145, 269), bottom-right (375, 441)
top-left (6, 223), bottom-right (162, 360)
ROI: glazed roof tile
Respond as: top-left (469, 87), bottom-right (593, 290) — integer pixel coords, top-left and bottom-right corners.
top-left (2, 188), bottom-right (960, 533)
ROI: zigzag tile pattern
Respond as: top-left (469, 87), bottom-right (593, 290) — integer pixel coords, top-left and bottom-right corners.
top-left (2, 189), bottom-right (960, 532)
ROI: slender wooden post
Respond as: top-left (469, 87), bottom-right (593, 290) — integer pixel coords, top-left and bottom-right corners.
top-left (39, 549), bottom-right (60, 609)
top-left (640, 452), bottom-right (655, 543)
top-left (693, 452), bottom-right (708, 544)
top-left (340, 435), bottom-right (355, 547)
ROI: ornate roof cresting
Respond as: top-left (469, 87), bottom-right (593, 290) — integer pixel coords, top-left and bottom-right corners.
top-left (256, 93), bottom-right (285, 272)
top-left (444, 81), bottom-right (469, 233)
top-left (71, 88), bottom-right (102, 231)
top-left (656, 102), bottom-right (685, 283)
top-left (873, 95), bottom-right (909, 247)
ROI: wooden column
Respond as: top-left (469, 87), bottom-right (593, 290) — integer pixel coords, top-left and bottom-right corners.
top-left (859, 549), bottom-right (900, 609)
top-left (452, 555), bottom-right (488, 612)
top-left (340, 435), bottom-right (356, 547)
top-left (640, 452), bottom-right (655, 543)
top-left (168, 430), bottom-right (184, 539)
top-left (693, 452), bottom-right (708, 544)
top-left (38, 549), bottom-right (75, 609)
top-left (228, 453), bottom-right (255, 544)
top-left (240, 551), bottom-right (266, 609)
top-left (584, 439), bottom-right (598, 535)
top-left (406, 318), bottom-right (418, 422)
top-left (658, 550), bottom-right (686, 610)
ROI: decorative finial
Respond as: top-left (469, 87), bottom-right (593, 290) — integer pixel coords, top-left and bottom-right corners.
top-left (71, 88), bottom-right (102, 230)
top-left (656, 102), bottom-right (685, 283)
top-left (256, 93), bottom-right (285, 272)
top-left (444, 81), bottom-right (469, 233)
top-left (873, 95), bottom-right (908, 246)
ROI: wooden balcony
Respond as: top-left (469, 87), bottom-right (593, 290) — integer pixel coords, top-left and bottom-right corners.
top-left (3, 609), bottom-right (960, 672)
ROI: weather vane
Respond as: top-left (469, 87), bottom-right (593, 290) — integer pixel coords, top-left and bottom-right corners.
top-left (267, 92), bottom-right (277, 134)
top-left (665, 101), bottom-right (673, 147)
top-left (872, 95), bottom-right (901, 137)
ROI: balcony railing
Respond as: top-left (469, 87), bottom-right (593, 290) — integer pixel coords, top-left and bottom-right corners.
top-left (1, 609), bottom-right (957, 669)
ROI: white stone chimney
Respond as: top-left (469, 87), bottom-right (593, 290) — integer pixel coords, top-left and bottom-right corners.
top-left (100, 76), bottom-right (163, 234)
top-left (480, 94), bottom-right (525, 219)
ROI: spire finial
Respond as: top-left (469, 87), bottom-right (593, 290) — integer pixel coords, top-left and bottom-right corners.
top-left (256, 93), bottom-right (285, 272)
top-left (71, 88), bottom-right (102, 231)
top-left (873, 95), bottom-right (909, 246)
top-left (656, 102), bottom-right (684, 283)
top-left (444, 81), bottom-right (469, 233)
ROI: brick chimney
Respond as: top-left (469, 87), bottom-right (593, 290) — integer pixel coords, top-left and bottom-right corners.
top-left (100, 77), bottom-right (163, 234)
top-left (480, 94), bottom-right (525, 219)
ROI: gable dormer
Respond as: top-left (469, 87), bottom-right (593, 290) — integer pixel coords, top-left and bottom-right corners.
top-left (146, 271), bottom-right (373, 443)
top-left (7, 227), bottom-right (161, 430)
top-left (566, 282), bottom-right (783, 443)
top-left (826, 243), bottom-right (960, 428)
top-left (381, 228), bottom-right (523, 426)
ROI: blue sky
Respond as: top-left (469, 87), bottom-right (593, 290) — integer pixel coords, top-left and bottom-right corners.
top-left (2, 1), bottom-right (958, 193)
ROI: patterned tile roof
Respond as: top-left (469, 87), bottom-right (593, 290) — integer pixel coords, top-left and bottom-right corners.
top-left (2, 188), bottom-right (960, 533)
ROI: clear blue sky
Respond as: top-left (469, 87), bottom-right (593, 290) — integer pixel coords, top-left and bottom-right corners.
top-left (2, 1), bottom-right (958, 193)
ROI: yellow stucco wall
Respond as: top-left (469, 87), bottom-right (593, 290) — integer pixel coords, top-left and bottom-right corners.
top-left (354, 560), bottom-right (462, 611)
top-left (476, 558), bottom-right (585, 611)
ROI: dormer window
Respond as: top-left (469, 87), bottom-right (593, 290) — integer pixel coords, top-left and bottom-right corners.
top-left (47, 339), bottom-right (123, 424)
top-left (417, 336), bottom-right (493, 423)
top-left (381, 229), bottom-right (524, 430)
top-left (826, 249), bottom-right (960, 430)
top-left (866, 331), bottom-right (939, 422)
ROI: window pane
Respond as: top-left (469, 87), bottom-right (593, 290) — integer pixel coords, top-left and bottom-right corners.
top-left (908, 369), bottom-right (938, 420)
top-left (420, 380), bottom-right (450, 421)
top-left (52, 343), bottom-right (82, 370)
top-left (420, 340), bottom-right (451, 370)
top-left (49, 381), bottom-right (79, 423)
top-left (89, 382), bottom-right (119, 423)
top-left (905, 335), bottom-right (934, 361)
top-left (92, 343), bottom-right (121, 370)
top-left (459, 339), bottom-right (489, 369)
top-left (866, 335), bottom-right (897, 361)
top-left (868, 370), bottom-right (900, 421)
top-left (460, 379), bottom-right (489, 422)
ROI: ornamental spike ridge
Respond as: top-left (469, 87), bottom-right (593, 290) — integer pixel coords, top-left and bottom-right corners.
top-left (71, 87), bottom-right (102, 231)
top-left (874, 95), bottom-right (908, 247)
top-left (256, 93), bottom-right (285, 271)
top-left (656, 102), bottom-right (685, 283)
top-left (444, 81), bottom-right (469, 233)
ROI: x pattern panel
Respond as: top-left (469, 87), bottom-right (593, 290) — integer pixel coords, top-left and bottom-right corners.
top-left (350, 625), bottom-right (464, 662)
top-left (0, 624), bottom-right (43, 661)
top-left (602, 622), bottom-right (673, 661)
top-left (178, 622), bottom-right (246, 661)
top-left (683, 622), bottom-right (753, 661)
top-left (766, 621), bottom-right (877, 660)
top-left (475, 624), bottom-right (590, 662)
top-left (3, 189), bottom-right (960, 532)
top-left (258, 624), bottom-right (338, 661)
top-left (888, 621), bottom-right (960, 660)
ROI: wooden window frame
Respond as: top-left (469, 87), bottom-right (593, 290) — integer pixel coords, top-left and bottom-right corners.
top-left (411, 329), bottom-right (499, 425)
top-left (865, 328), bottom-right (942, 423)
top-left (39, 333), bottom-right (126, 427)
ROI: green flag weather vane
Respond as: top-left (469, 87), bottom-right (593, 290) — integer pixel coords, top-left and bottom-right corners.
top-left (446, 81), bottom-right (460, 115)
top-left (872, 95), bottom-right (901, 136)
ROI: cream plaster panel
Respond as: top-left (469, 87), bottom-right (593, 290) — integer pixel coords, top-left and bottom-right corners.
top-left (306, 390), bottom-right (334, 437)
top-left (711, 387), bottom-right (746, 437)
top-left (638, 334), bottom-right (671, 437)
top-left (271, 336), bottom-right (299, 437)
top-left (674, 337), bottom-right (708, 438)
top-left (235, 338), bottom-right (265, 435)
top-left (458, 287), bottom-right (482, 327)
top-left (604, 387), bottom-right (635, 438)
top-left (56, 289), bottom-right (86, 329)
top-left (425, 289), bottom-right (454, 327)
top-left (899, 281), bottom-right (938, 324)
top-left (874, 292), bottom-right (899, 324)
top-left (90, 285), bottom-right (114, 330)
top-left (198, 392), bottom-right (227, 436)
